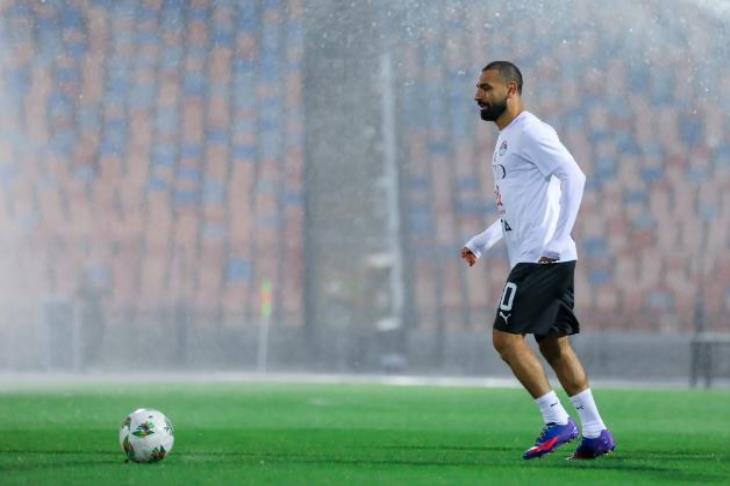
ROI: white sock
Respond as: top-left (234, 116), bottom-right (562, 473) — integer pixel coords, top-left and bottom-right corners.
top-left (535, 390), bottom-right (570, 425)
top-left (570, 388), bottom-right (606, 438)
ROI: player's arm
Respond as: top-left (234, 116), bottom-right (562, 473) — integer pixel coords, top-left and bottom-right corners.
top-left (523, 126), bottom-right (586, 262)
top-left (543, 153), bottom-right (585, 261)
top-left (460, 218), bottom-right (503, 267)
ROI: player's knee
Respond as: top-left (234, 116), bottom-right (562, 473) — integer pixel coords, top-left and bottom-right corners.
top-left (492, 334), bottom-right (517, 362)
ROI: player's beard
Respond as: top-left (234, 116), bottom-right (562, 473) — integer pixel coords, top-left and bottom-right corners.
top-left (480, 98), bottom-right (507, 121)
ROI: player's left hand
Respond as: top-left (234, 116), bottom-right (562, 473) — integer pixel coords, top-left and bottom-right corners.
top-left (538, 256), bottom-right (558, 264)
top-left (460, 247), bottom-right (478, 267)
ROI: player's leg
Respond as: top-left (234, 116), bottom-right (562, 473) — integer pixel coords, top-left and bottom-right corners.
top-left (493, 329), bottom-right (578, 459)
top-left (493, 263), bottom-right (581, 458)
top-left (537, 335), bottom-right (587, 396)
top-left (492, 329), bottom-right (551, 398)
top-left (539, 335), bottom-right (615, 458)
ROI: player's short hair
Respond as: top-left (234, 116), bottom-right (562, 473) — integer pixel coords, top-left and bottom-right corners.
top-left (482, 61), bottom-right (523, 94)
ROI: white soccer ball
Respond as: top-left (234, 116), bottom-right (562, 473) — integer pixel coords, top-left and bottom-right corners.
top-left (119, 408), bottom-right (175, 463)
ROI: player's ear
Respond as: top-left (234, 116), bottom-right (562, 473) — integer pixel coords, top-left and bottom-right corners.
top-left (506, 81), bottom-right (518, 98)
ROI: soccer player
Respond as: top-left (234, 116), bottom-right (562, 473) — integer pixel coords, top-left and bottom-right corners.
top-left (460, 61), bottom-right (616, 460)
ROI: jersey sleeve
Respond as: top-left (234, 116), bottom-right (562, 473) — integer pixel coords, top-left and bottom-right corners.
top-left (520, 123), bottom-right (574, 178)
top-left (520, 122), bottom-right (586, 260)
top-left (464, 218), bottom-right (503, 258)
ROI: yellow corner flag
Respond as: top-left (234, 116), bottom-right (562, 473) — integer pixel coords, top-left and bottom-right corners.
top-left (260, 279), bottom-right (273, 319)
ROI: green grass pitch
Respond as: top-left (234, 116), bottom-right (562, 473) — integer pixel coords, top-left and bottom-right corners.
top-left (1, 382), bottom-right (728, 484)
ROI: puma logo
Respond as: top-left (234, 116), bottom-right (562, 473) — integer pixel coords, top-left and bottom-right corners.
top-left (499, 311), bottom-right (511, 325)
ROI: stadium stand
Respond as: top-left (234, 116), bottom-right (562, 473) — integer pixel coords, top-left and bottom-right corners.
top-left (0, 0), bottom-right (726, 367)
top-left (0, 0), bottom-right (306, 336)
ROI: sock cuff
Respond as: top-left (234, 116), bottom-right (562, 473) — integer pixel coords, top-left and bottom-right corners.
top-left (570, 388), bottom-right (592, 403)
top-left (535, 390), bottom-right (559, 405)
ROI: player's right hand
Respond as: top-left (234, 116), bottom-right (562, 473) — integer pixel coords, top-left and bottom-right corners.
top-left (460, 247), bottom-right (477, 267)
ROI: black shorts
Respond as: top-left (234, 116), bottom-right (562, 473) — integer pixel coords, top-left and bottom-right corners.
top-left (493, 261), bottom-right (580, 341)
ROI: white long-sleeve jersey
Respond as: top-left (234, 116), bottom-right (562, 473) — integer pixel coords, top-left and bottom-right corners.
top-left (464, 111), bottom-right (586, 269)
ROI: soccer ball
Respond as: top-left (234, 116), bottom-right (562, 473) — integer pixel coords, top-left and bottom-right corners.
top-left (119, 408), bottom-right (174, 463)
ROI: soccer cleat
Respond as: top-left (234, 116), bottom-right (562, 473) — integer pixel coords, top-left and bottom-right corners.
top-left (571, 429), bottom-right (616, 460)
top-left (522, 418), bottom-right (579, 460)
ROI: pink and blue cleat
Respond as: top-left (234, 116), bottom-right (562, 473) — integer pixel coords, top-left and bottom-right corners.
top-left (523, 418), bottom-right (579, 460)
top-left (571, 429), bottom-right (616, 459)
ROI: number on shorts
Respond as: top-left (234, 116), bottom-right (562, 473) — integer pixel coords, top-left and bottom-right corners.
top-left (499, 282), bottom-right (517, 311)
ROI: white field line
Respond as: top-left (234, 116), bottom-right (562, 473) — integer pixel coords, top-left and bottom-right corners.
top-left (0, 371), bottom-right (721, 392)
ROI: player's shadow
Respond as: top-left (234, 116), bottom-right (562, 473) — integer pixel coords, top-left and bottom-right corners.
top-left (533, 456), bottom-right (726, 483)
top-left (338, 445), bottom-right (728, 482)
top-left (618, 449), bottom-right (728, 462)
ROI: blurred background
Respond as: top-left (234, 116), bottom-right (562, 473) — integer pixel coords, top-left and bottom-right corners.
top-left (0, 0), bottom-right (728, 384)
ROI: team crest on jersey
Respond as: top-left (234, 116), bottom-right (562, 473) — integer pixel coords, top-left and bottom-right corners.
top-left (499, 141), bottom-right (508, 156)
